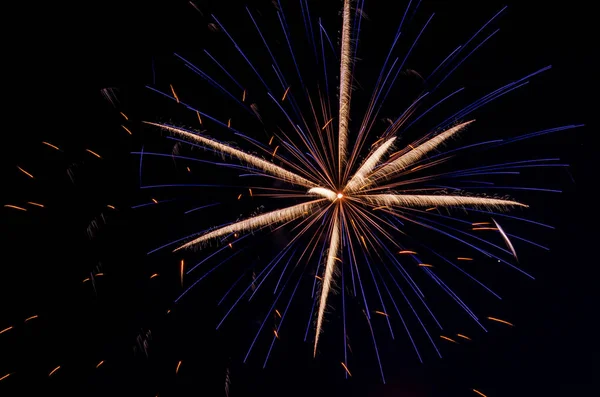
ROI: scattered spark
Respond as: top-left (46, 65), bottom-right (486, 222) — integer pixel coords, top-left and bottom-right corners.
top-left (457, 257), bottom-right (473, 261)
top-left (418, 264), bottom-right (433, 267)
top-left (341, 362), bottom-right (352, 377)
top-left (95, 273), bottom-right (104, 277)
top-left (272, 145), bottom-right (279, 157)
top-left (96, 360), bottom-right (105, 368)
top-left (150, 273), bottom-right (159, 279)
top-left (17, 166), bottom-right (34, 179)
top-left (0, 326), bottom-right (13, 335)
top-left (472, 389), bottom-right (488, 397)
top-left (472, 222), bottom-right (491, 226)
top-left (321, 118), bottom-right (333, 130)
top-left (268, 136), bottom-right (274, 145)
top-left (85, 149), bottom-right (102, 159)
top-left (493, 218), bottom-right (518, 261)
top-left (227, 118), bottom-right (231, 128)
top-left (170, 84), bottom-right (180, 103)
top-left (472, 227), bottom-right (498, 231)
top-left (151, 198), bottom-right (158, 204)
top-left (487, 317), bottom-right (514, 327)
top-left (120, 112), bottom-right (129, 120)
top-left (398, 250), bottom-right (417, 255)
top-left (196, 111), bottom-right (203, 125)
top-left (248, 188), bottom-right (253, 197)
top-left (180, 259), bottom-right (185, 286)
top-left (176, 360), bottom-right (182, 374)
top-left (425, 207), bottom-right (437, 211)
top-left (48, 366), bottom-right (60, 377)
top-left (273, 329), bottom-right (279, 339)
top-left (122, 125), bottom-right (133, 135)
top-left (282, 86), bottom-right (291, 101)
top-left (187, 166), bottom-right (191, 172)
top-left (4, 205), bottom-right (27, 211)
top-left (237, 194), bottom-right (242, 200)
top-left (24, 315), bottom-right (38, 322)
top-left (440, 335), bottom-right (458, 343)
top-left (374, 311), bottom-right (389, 317)
top-left (457, 333), bottom-right (472, 341)
top-left (0, 373), bottom-right (12, 382)
top-left (82, 278), bottom-right (90, 283)
top-left (228, 243), bottom-right (233, 249)
top-left (275, 309), bottom-right (282, 318)
top-left (106, 205), bottom-right (116, 210)
top-left (41, 141), bottom-right (60, 151)
top-left (242, 89), bottom-right (246, 102)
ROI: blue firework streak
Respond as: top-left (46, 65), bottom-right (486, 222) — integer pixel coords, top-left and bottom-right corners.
top-left (136, 0), bottom-right (582, 383)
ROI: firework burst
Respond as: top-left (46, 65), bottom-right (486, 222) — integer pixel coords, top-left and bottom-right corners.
top-left (139, 0), bottom-right (582, 382)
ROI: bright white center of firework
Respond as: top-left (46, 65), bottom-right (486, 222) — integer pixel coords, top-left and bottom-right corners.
top-left (337, 193), bottom-right (344, 199)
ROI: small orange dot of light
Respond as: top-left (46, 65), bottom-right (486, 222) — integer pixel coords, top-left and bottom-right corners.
top-left (337, 193), bottom-right (343, 199)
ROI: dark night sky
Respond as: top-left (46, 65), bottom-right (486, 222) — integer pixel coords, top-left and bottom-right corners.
top-left (2, 1), bottom-right (595, 396)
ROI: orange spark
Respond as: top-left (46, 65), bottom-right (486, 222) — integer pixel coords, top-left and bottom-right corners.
top-left (85, 149), bottom-right (102, 159)
top-left (166, 309), bottom-right (171, 314)
top-left (150, 273), bottom-right (159, 279)
top-left (457, 333), bottom-right (472, 341)
top-left (248, 188), bottom-right (253, 197)
top-left (242, 89), bottom-right (246, 102)
top-left (371, 206), bottom-right (389, 211)
top-left (268, 136), bottom-right (274, 145)
top-left (122, 125), bottom-right (132, 135)
top-left (17, 166), bottom-right (34, 179)
top-left (472, 227), bottom-right (498, 231)
top-left (120, 112), bottom-right (129, 120)
top-left (95, 273), bottom-right (104, 276)
top-left (425, 207), bottom-right (437, 211)
top-left (398, 250), bottom-right (417, 255)
top-left (24, 315), bottom-right (38, 322)
top-left (375, 311), bottom-right (389, 317)
top-left (360, 235), bottom-right (367, 248)
top-left (106, 205), bottom-right (116, 210)
top-left (170, 84), bottom-right (179, 103)
top-left (48, 366), bottom-right (60, 377)
top-left (0, 373), bottom-right (12, 382)
top-left (0, 326), bottom-right (13, 335)
top-left (411, 164), bottom-right (425, 171)
top-left (457, 257), bottom-right (473, 261)
top-left (315, 275), bottom-right (323, 281)
top-left (196, 111), bottom-right (203, 125)
top-left (176, 360), bottom-right (182, 374)
top-left (96, 360), bottom-right (105, 368)
top-left (418, 264), bottom-right (433, 267)
top-left (4, 205), bottom-right (27, 211)
top-left (275, 309), bottom-right (282, 318)
top-left (228, 243), bottom-right (233, 249)
top-left (180, 259), bottom-right (185, 286)
top-left (321, 118), bottom-right (333, 130)
top-left (237, 194), bottom-right (242, 200)
top-left (151, 198), bottom-right (158, 204)
top-left (472, 389), bottom-right (488, 397)
top-left (227, 118), bottom-right (231, 128)
top-left (282, 86), bottom-right (291, 101)
top-left (82, 278), bottom-right (90, 283)
top-left (42, 141), bottom-right (60, 151)
top-left (472, 222), bottom-right (491, 226)
top-left (487, 317), bottom-right (514, 327)
top-left (370, 138), bottom-right (383, 147)
top-left (440, 335), bottom-right (458, 343)
top-left (272, 145), bottom-right (279, 156)
top-left (187, 166), bottom-right (191, 173)
top-left (341, 362), bottom-right (352, 377)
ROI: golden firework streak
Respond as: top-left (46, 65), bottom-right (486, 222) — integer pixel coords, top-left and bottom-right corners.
top-left (144, 122), bottom-right (317, 189)
top-left (175, 200), bottom-right (325, 251)
top-left (314, 214), bottom-right (341, 356)
top-left (337, 0), bottom-right (353, 174)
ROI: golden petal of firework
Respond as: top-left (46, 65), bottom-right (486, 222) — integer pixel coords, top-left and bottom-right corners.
top-left (374, 311), bottom-right (389, 317)
top-left (398, 250), bottom-right (417, 254)
top-left (27, 201), bottom-right (45, 208)
top-left (170, 84), bottom-right (180, 103)
top-left (96, 360), bottom-right (105, 368)
top-left (456, 333), bottom-right (472, 341)
top-left (0, 373), bottom-right (13, 382)
top-left (42, 141), bottom-right (61, 151)
top-left (150, 273), bottom-right (159, 279)
top-left (472, 389), bottom-right (488, 397)
top-left (341, 362), bottom-right (352, 377)
top-left (24, 315), bottom-right (38, 322)
top-left (176, 360), bottom-right (182, 374)
top-left (122, 125), bottom-right (133, 135)
top-left (440, 335), bottom-right (458, 343)
top-left (120, 112), bottom-right (128, 120)
top-left (457, 257), bottom-right (473, 261)
top-left (106, 205), bottom-right (116, 210)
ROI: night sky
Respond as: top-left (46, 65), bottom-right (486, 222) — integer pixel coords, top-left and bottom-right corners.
top-left (2, 1), bottom-right (594, 396)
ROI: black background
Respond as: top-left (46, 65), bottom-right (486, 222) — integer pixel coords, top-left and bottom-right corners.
top-left (1, 1), bottom-right (594, 396)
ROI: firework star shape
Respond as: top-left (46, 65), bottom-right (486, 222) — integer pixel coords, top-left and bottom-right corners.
top-left (141, 0), bottom-right (581, 382)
